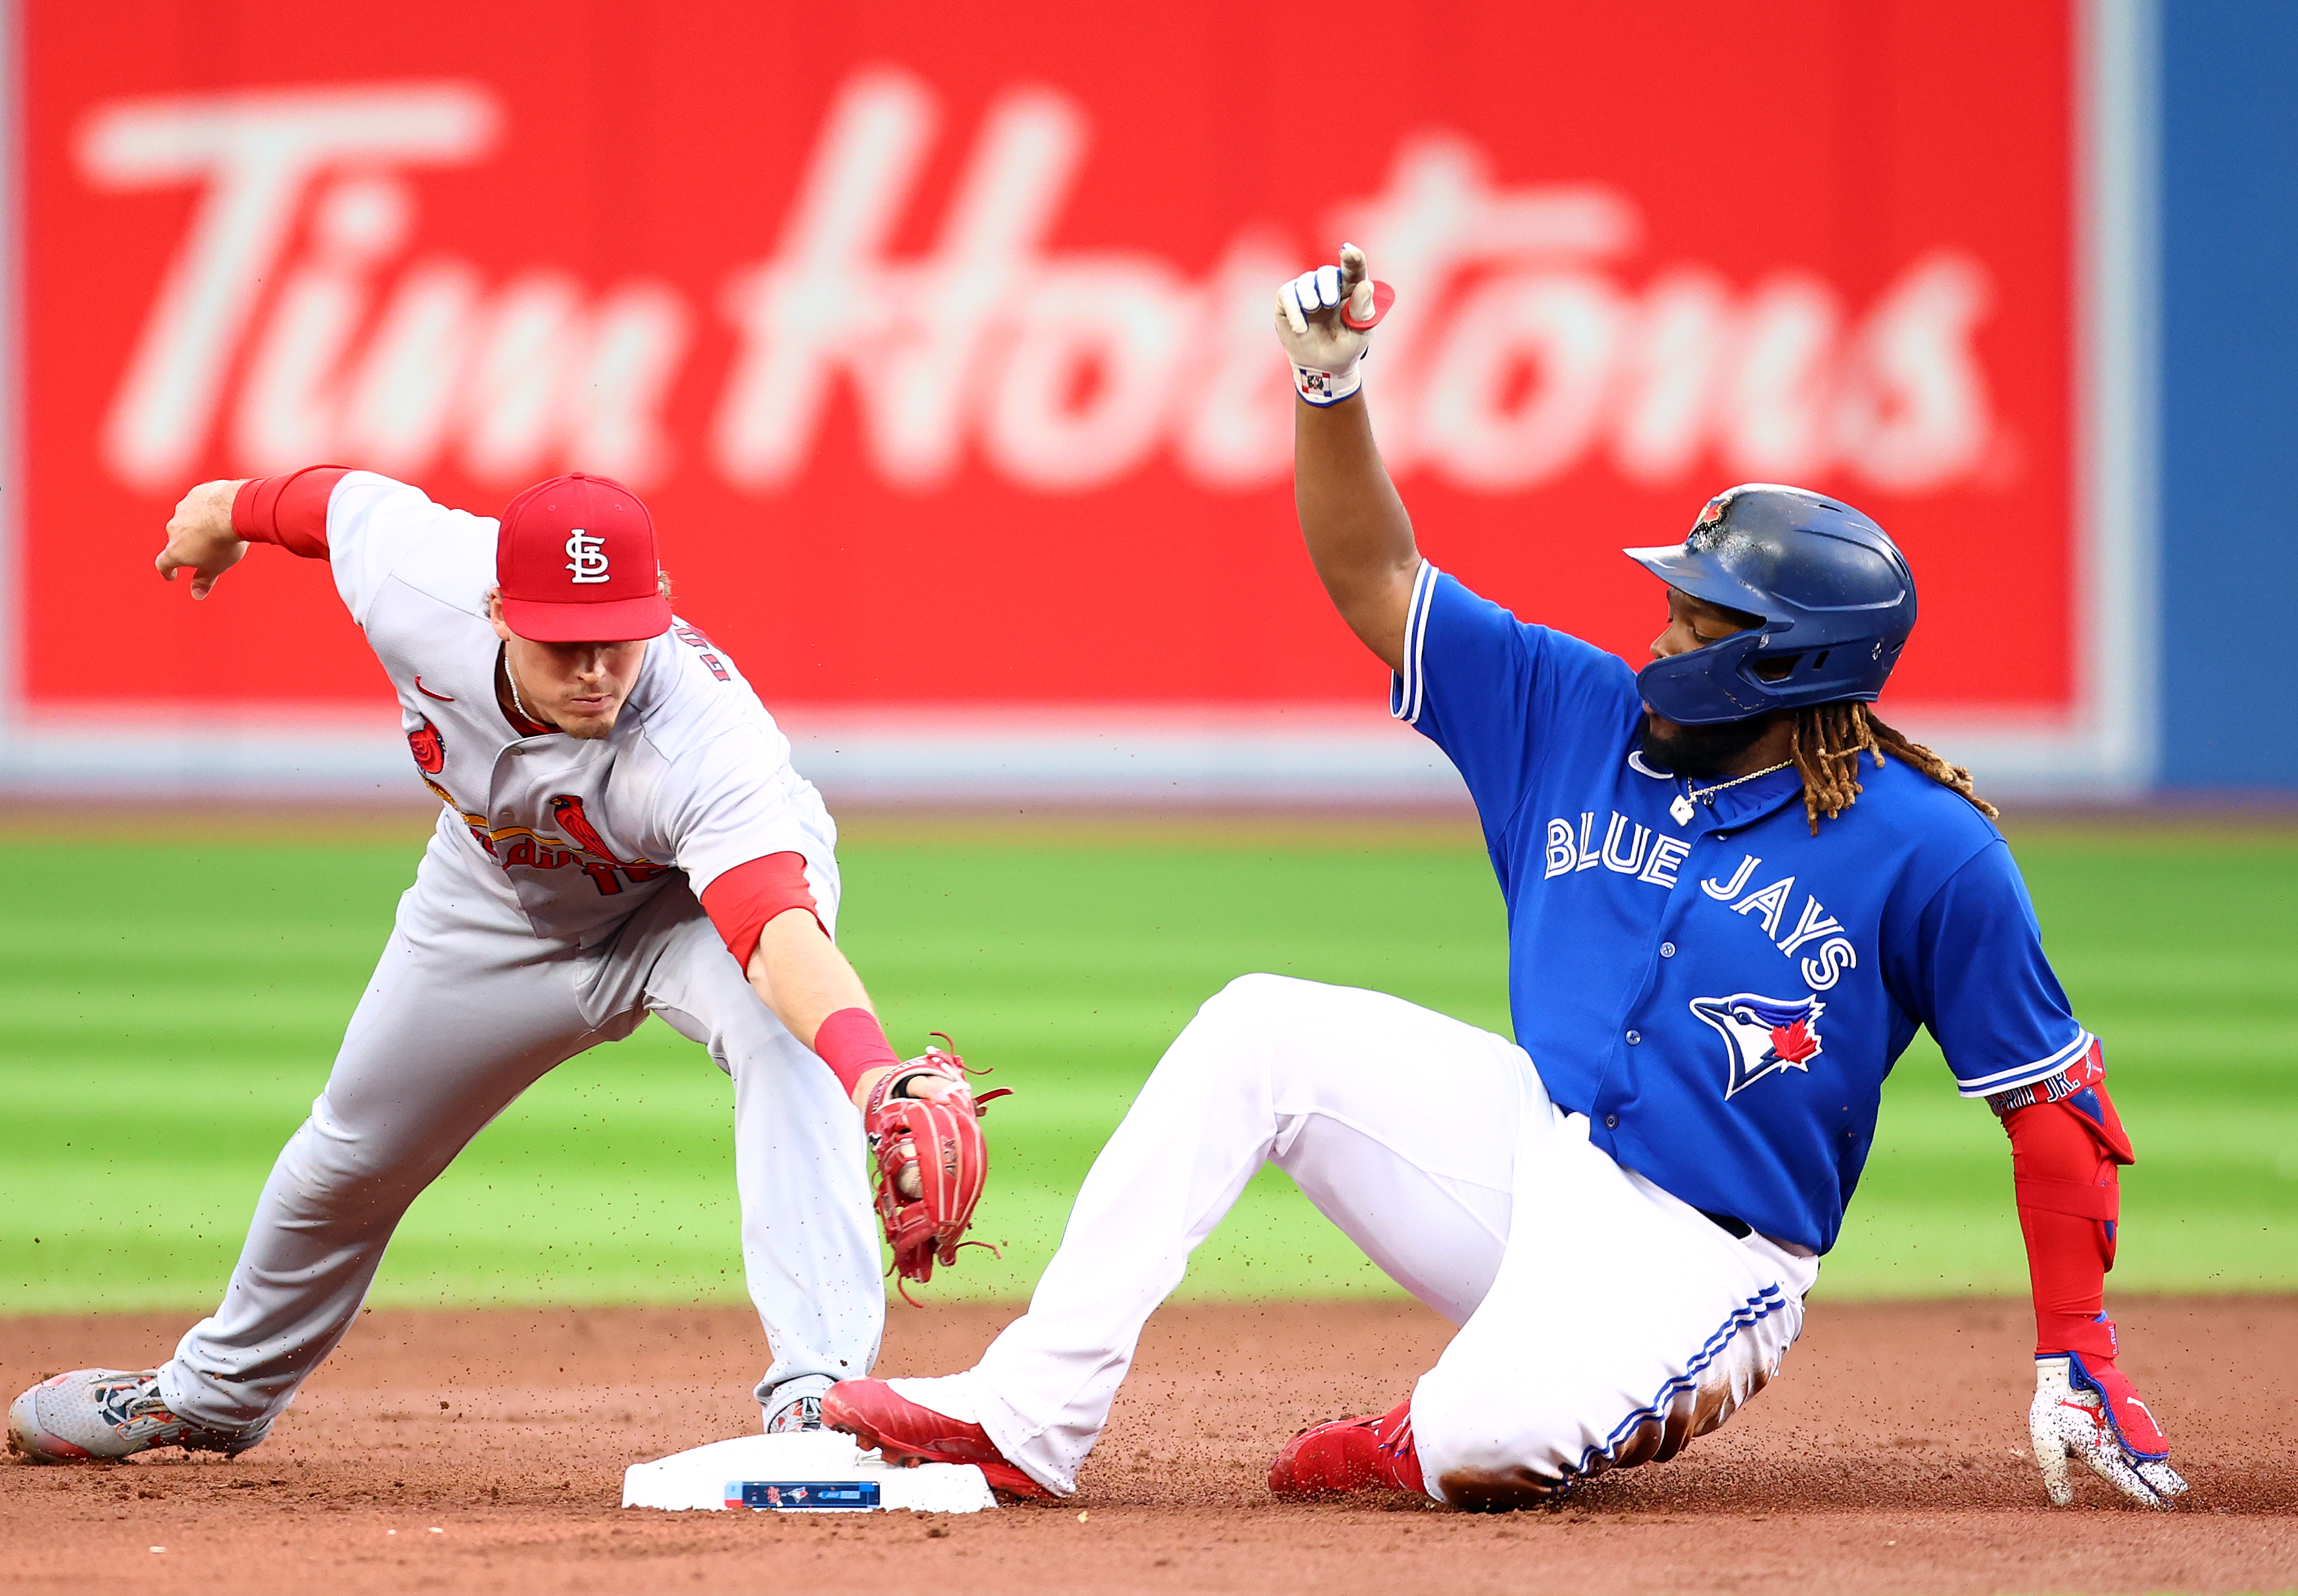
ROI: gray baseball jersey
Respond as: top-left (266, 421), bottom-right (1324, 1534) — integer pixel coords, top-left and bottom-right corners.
top-left (158, 471), bottom-right (881, 1436)
top-left (328, 468), bottom-right (841, 938)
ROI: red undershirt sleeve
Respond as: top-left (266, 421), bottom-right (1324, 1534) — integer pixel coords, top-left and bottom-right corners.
top-left (2000, 1053), bottom-right (2133, 1363)
top-left (698, 852), bottom-right (827, 973)
top-left (700, 856), bottom-right (891, 1098)
top-left (232, 466), bottom-right (351, 558)
top-left (2007, 1103), bottom-right (2116, 1359)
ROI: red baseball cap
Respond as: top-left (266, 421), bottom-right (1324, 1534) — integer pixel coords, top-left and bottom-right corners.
top-left (495, 473), bottom-right (673, 642)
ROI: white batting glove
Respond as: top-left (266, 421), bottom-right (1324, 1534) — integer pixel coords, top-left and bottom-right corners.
top-left (2029, 1355), bottom-right (2188, 1509)
top-left (1274, 243), bottom-right (1396, 406)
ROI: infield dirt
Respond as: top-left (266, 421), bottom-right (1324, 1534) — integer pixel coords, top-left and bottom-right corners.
top-left (3, 1297), bottom-right (2291, 1595)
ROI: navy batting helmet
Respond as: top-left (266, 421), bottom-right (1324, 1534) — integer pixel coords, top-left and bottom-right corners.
top-left (1625, 484), bottom-right (1917, 727)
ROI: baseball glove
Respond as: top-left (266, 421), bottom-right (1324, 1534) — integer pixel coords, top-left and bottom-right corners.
top-left (861, 1036), bottom-right (1010, 1301)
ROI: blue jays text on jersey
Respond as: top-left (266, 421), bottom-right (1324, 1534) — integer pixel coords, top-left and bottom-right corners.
top-left (1391, 563), bottom-right (2092, 1253)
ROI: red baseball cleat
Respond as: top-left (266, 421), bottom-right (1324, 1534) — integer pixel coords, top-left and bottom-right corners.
top-left (820, 1379), bottom-right (1048, 1499)
top-left (1268, 1396), bottom-right (1424, 1496)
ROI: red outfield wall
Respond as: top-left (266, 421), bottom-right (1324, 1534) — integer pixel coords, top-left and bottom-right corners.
top-left (22, 0), bottom-right (2074, 721)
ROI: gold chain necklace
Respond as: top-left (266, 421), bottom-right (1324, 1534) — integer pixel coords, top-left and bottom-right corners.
top-left (1670, 760), bottom-right (1794, 826)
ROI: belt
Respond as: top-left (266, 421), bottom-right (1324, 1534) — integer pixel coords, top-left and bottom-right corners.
top-left (1699, 1209), bottom-right (1753, 1239)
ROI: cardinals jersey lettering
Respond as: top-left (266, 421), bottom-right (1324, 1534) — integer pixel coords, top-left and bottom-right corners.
top-left (321, 472), bottom-right (839, 945)
top-left (1390, 565), bottom-right (2090, 1253)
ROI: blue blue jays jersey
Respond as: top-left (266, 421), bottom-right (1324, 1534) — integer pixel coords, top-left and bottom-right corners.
top-left (1394, 566), bottom-right (2091, 1253)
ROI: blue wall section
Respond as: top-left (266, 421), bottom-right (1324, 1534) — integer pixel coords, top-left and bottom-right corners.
top-left (2159, 5), bottom-right (2298, 790)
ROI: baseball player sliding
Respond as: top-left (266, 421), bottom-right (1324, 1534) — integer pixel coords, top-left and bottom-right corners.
top-left (819, 247), bottom-right (2188, 1511)
top-left (10, 468), bottom-right (998, 1464)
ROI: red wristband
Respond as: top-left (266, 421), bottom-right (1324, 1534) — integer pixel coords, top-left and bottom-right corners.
top-left (812, 1007), bottom-right (899, 1098)
top-left (232, 466), bottom-right (350, 558)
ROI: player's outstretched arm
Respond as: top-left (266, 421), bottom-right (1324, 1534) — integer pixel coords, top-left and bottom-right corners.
top-left (744, 909), bottom-right (964, 1109)
top-left (1279, 245), bottom-right (1417, 673)
top-left (745, 907), bottom-right (998, 1294)
top-left (1994, 1059), bottom-right (2187, 1508)
top-left (155, 477), bottom-right (252, 599)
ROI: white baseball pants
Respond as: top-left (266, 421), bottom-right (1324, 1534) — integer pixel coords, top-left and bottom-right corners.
top-left (159, 828), bottom-right (883, 1432)
top-left (892, 974), bottom-right (1818, 1503)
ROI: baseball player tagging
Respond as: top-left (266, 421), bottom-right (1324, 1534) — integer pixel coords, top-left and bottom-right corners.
top-left (818, 246), bottom-right (2186, 1512)
top-left (10, 468), bottom-right (996, 1464)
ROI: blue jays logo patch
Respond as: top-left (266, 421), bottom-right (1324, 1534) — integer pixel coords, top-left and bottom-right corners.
top-left (1690, 993), bottom-right (1826, 1100)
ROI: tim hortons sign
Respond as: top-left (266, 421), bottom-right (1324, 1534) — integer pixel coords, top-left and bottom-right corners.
top-left (24, 1), bottom-right (2080, 722)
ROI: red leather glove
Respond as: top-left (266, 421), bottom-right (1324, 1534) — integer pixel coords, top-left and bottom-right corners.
top-left (859, 1040), bottom-right (1010, 1301)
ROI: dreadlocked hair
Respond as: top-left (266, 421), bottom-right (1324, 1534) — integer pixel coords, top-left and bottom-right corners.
top-left (1788, 702), bottom-right (1997, 836)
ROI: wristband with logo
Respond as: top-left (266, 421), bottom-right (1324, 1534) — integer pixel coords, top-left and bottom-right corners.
top-left (1293, 362), bottom-right (1363, 406)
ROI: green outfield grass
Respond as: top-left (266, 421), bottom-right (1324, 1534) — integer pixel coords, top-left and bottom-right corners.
top-left (1, 817), bottom-right (2291, 1318)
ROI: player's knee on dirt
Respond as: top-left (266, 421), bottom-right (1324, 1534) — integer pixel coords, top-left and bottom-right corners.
top-left (1409, 1368), bottom-right (1574, 1509)
top-left (1435, 1466), bottom-right (1571, 1512)
top-left (1419, 1340), bottom-right (1772, 1510)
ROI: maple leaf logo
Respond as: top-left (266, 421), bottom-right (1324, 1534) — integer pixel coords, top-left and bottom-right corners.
top-left (1769, 1018), bottom-right (1821, 1065)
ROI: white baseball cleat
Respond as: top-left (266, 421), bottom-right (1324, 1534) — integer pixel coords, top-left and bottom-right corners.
top-left (8, 1369), bottom-right (268, 1464)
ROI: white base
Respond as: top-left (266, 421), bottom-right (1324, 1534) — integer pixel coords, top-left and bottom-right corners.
top-left (620, 1432), bottom-right (998, 1514)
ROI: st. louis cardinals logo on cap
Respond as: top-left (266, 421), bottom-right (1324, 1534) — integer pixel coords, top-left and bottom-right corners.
top-left (1689, 992), bottom-right (1825, 1100)
top-left (564, 529), bottom-right (609, 583)
top-left (495, 474), bottom-right (671, 642)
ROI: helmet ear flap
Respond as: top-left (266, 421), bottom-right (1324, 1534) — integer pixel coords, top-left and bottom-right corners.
top-left (1636, 630), bottom-right (1778, 725)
